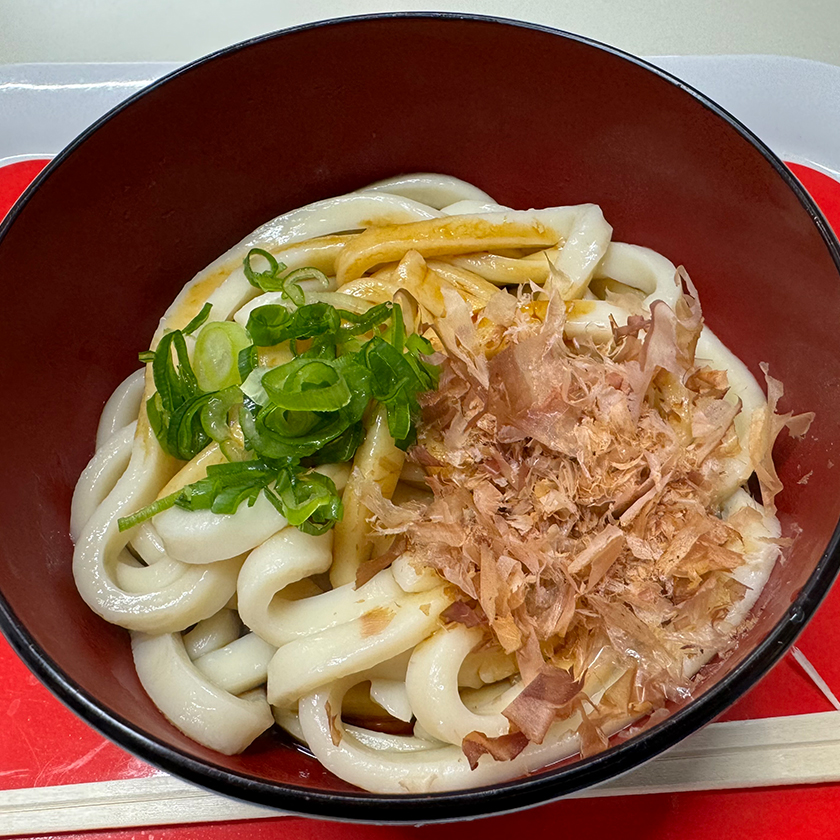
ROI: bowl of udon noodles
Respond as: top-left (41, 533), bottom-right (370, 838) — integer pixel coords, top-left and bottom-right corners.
top-left (1, 12), bottom-right (839, 823)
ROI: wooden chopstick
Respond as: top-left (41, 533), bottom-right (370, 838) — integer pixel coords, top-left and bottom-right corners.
top-left (4, 711), bottom-right (840, 836)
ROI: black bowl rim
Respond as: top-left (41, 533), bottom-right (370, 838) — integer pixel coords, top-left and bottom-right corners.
top-left (2, 10), bottom-right (840, 825)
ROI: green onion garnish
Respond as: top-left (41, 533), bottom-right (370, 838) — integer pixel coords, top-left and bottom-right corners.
top-left (119, 254), bottom-right (440, 536)
top-left (182, 302), bottom-right (213, 336)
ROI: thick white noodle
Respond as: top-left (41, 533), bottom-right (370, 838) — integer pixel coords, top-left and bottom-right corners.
top-left (696, 327), bottom-right (766, 442)
top-left (72, 176), bottom-right (782, 792)
top-left (390, 556), bottom-right (443, 594)
top-left (347, 726), bottom-right (442, 753)
top-left (202, 192), bottom-right (443, 282)
top-left (361, 649), bottom-right (413, 681)
top-left (266, 581), bottom-right (454, 708)
top-left (597, 242), bottom-right (682, 307)
top-left (459, 647), bottom-right (517, 688)
top-left (116, 522), bottom-right (198, 594)
top-left (236, 528), bottom-right (333, 646)
top-left (71, 422), bottom-right (136, 542)
top-left (564, 242), bottom-right (682, 339)
top-left (73, 429), bottom-right (241, 633)
top-left (95, 370), bottom-right (146, 450)
top-left (114, 553), bottom-right (190, 595)
top-left (335, 206), bottom-right (612, 300)
top-left (724, 489), bottom-right (782, 622)
top-left (544, 205), bottom-right (613, 300)
top-left (298, 677), bottom-right (631, 794)
top-left (361, 173), bottom-right (495, 210)
top-left (272, 706), bottom-right (442, 753)
top-left (242, 562), bottom-right (426, 649)
top-left (183, 608), bottom-right (241, 660)
top-left (193, 632), bottom-right (277, 695)
top-left (232, 290), bottom-right (372, 332)
top-left (272, 707), bottom-right (308, 744)
top-left (461, 680), bottom-right (522, 715)
top-left (440, 200), bottom-right (509, 215)
top-left (405, 625), bottom-right (511, 744)
top-left (131, 631), bottom-right (273, 755)
top-left (695, 327), bottom-right (768, 498)
top-left (369, 679), bottom-right (414, 722)
top-left (129, 522), bottom-right (168, 564)
top-left (153, 493), bottom-right (287, 565)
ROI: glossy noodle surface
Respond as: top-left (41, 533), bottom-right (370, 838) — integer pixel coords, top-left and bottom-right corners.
top-left (71, 173), bottom-right (807, 793)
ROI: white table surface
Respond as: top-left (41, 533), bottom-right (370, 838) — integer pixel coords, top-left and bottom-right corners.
top-left (0, 0), bottom-right (839, 68)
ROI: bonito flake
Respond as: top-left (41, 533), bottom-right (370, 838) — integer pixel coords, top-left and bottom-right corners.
top-left (361, 276), bottom-right (812, 759)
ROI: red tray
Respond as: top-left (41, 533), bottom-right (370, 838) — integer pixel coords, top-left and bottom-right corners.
top-left (2, 158), bottom-right (840, 840)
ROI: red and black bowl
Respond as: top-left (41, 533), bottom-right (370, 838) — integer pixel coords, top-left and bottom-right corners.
top-left (1, 13), bottom-right (839, 823)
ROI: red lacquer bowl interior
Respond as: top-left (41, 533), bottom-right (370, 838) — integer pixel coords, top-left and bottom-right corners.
top-left (0, 14), bottom-right (839, 823)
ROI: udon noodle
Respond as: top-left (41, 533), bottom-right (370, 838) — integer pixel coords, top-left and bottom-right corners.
top-left (71, 174), bottom-right (810, 793)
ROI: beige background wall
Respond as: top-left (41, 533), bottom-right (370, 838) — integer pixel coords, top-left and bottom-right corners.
top-left (0, 0), bottom-right (839, 66)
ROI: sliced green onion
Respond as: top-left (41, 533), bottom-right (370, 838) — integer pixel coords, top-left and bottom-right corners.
top-left (200, 386), bottom-right (242, 444)
top-left (406, 332), bottom-right (436, 356)
top-left (263, 358), bottom-right (352, 412)
top-left (246, 305), bottom-right (292, 346)
top-left (363, 336), bottom-right (420, 403)
top-left (118, 490), bottom-right (181, 532)
top-left (336, 302), bottom-right (393, 340)
top-left (193, 321), bottom-right (251, 392)
top-left (247, 302), bottom-right (341, 347)
top-left (385, 302), bottom-right (406, 352)
top-left (166, 392), bottom-right (213, 461)
top-left (151, 332), bottom-right (179, 411)
top-left (238, 344), bottom-right (258, 382)
top-left (183, 302), bottom-right (213, 336)
top-left (285, 266), bottom-right (331, 290)
top-left (240, 366), bottom-right (270, 406)
top-left (307, 420), bottom-right (365, 464)
top-left (244, 248), bottom-right (287, 292)
top-left (282, 267), bottom-right (328, 306)
top-left (270, 469), bottom-right (343, 533)
top-left (262, 405), bottom-right (323, 439)
top-left (243, 248), bottom-right (307, 305)
top-left (134, 250), bottom-right (441, 536)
